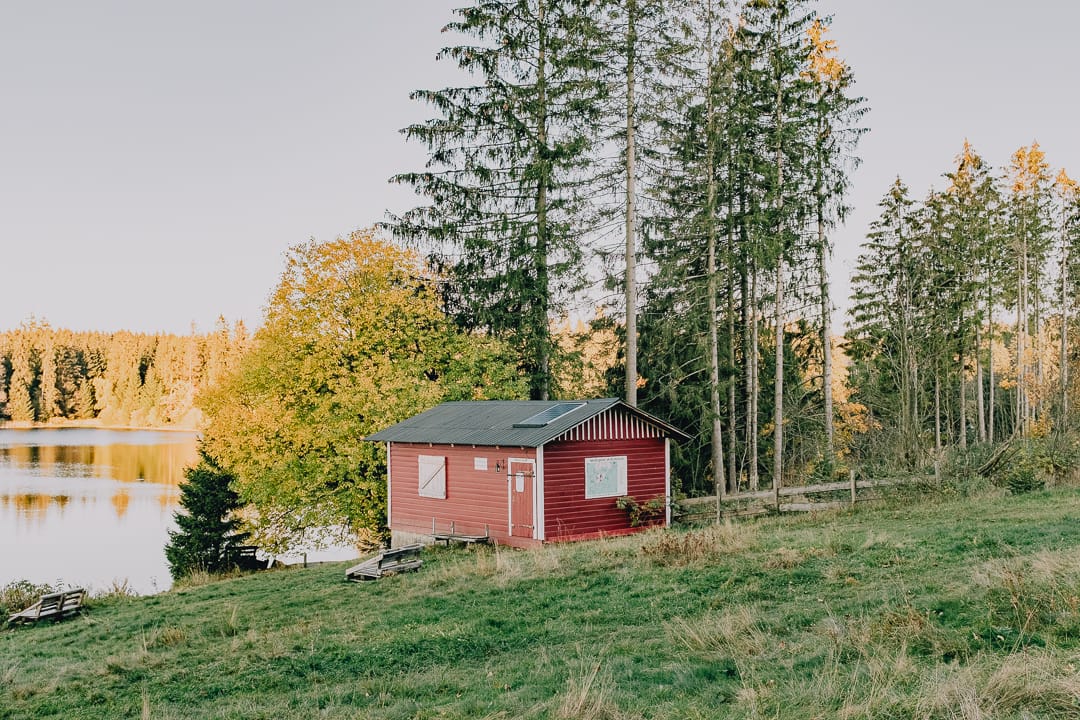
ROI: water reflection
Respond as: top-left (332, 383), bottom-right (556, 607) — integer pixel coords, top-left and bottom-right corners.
top-left (0, 429), bottom-right (198, 594)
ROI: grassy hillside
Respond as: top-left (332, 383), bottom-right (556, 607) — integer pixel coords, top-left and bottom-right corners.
top-left (4, 488), bottom-right (1080, 719)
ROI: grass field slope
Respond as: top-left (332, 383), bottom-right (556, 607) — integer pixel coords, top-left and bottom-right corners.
top-left (4, 488), bottom-right (1080, 719)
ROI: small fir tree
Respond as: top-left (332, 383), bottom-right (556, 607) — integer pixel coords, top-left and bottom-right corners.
top-left (165, 451), bottom-right (249, 580)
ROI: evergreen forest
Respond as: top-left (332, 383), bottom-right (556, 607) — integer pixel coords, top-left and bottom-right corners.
top-left (0, 320), bottom-right (249, 429)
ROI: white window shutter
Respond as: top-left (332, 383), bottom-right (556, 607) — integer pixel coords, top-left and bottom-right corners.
top-left (418, 455), bottom-right (446, 499)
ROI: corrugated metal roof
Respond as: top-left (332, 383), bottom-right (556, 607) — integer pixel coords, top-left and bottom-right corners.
top-left (366, 398), bottom-right (689, 447)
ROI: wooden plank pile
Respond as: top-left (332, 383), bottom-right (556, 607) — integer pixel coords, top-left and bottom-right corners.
top-left (345, 545), bottom-right (423, 582)
top-left (7, 588), bottom-right (86, 625)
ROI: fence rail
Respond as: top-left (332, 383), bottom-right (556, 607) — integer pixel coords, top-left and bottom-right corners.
top-left (678, 470), bottom-right (931, 522)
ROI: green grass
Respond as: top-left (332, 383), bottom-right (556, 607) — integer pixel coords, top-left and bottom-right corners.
top-left (5, 488), bottom-right (1080, 719)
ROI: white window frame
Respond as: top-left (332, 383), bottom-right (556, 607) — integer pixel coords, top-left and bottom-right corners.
top-left (584, 455), bottom-right (628, 499)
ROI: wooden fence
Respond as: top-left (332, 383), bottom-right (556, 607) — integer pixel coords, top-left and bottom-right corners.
top-left (677, 470), bottom-right (934, 523)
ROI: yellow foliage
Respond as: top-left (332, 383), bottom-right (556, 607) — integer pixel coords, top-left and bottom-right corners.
top-left (1056, 168), bottom-right (1080, 199)
top-left (552, 312), bottom-right (619, 399)
top-left (803, 19), bottom-right (848, 88)
top-left (947, 140), bottom-right (983, 195)
top-left (200, 229), bottom-right (526, 550)
top-left (1009, 142), bottom-right (1050, 196)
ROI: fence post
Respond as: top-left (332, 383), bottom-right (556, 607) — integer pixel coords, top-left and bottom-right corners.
top-left (849, 469), bottom-right (856, 507)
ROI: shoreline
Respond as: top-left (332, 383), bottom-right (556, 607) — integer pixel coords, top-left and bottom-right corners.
top-left (0, 420), bottom-right (200, 434)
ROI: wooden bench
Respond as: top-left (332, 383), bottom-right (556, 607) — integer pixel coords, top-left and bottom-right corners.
top-left (7, 588), bottom-right (86, 625)
top-left (345, 545), bottom-right (423, 582)
top-left (431, 520), bottom-right (491, 547)
top-left (227, 545), bottom-right (266, 571)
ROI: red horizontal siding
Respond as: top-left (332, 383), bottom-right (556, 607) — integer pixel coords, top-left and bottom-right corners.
top-left (389, 443), bottom-right (535, 544)
top-left (542, 438), bottom-right (666, 540)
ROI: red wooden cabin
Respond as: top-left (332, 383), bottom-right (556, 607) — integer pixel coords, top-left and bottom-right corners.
top-left (367, 399), bottom-right (690, 548)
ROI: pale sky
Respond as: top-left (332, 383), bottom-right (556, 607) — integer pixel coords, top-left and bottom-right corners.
top-left (1, 1), bottom-right (1077, 334)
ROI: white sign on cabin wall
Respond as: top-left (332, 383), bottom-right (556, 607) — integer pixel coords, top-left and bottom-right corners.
top-left (474, 457), bottom-right (488, 471)
top-left (584, 456), bottom-right (627, 499)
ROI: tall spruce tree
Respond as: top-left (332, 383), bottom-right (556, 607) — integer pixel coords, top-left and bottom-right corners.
top-left (1005, 143), bottom-right (1054, 435)
top-left (1054, 169), bottom-right (1080, 426)
top-left (741, 0), bottom-right (817, 490)
top-left (6, 331), bottom-right (36, 422)
top-left (848, 179), bottom-right (926, 465)
top-left (803, 16), bottom-right (866, 463)
top-left (639, 0), bottom-right (732, 500)
top-left (594, 0), bottom-right (678, 406)
top-left (392, 0), bottom-right (607, 400)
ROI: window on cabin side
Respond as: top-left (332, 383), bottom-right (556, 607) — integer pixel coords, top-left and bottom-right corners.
top-left (418, 455), bottom-right (446, 499)
top-left (584, 456), bottom-right (627, 499)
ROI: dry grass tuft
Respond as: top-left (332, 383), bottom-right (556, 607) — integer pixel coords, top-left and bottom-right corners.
top-left (1, 660), bottom-right (19, 688)
top-left (172, 568), bottom-right (215, 590)
top-left (860, 529), bottom-right (898, 550)
top-left (918, 650), bottom-right (1080, 719)
top-left (641, 521), bottom-right (754, 565)
top-left (982, 651), bottom-right (1080, 715)
top-left (551, 658), bottom-right (641, 720)
top-left (668, 606), bottom-right (768, 663)
top-left (94, 578), bottom-right (138, 602)
top-left (530, 545), bottom-right (562, 573)
top-left (869, 605), bottom-right (962, 659)
top-left (763, 546), bottom-right (804, 569)
top-left (974, 551), bottom-right (1080, 641)
top-left (141, 626), bottom-right (187, 650)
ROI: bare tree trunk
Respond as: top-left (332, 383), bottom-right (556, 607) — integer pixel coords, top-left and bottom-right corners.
top-left (749, 265), bottom-right (759, 492)
top-left (534, 0), bottom-right (551, 401)
top-left (727, 212), bottom-right (738, 494)
top-left (819, 215), bottom-right (834, 461)
top-left (1036, 270), bottom-right (1044, 424)
top-left (771, 9), bottom-right (785, 494)
top-left (741, 248), bottom-right (752, 491)
top-left (774, 263), bottom-right (784, 492)
top-left (988, 282), bottom-right (996, 443)
top-left (976, 322), bottom-right (986, 442)
top-left (623, 0), bottom-right (638, 407)
top-left (959, 311), bottom-right (967, 450)
top-left (1017, 248), bottom-right (1026, 435)
top-left (704, 3), bottom-right (725, 512)
top-left (1062, 237), bottom-right (1070, 426)
top-left (934, 371), bottom-right (942, 453)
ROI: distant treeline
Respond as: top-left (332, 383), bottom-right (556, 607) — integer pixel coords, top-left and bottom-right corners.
top-left (0, 320), bottom-right (249, 428)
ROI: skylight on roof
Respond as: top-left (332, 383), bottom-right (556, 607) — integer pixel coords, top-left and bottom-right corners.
top-left (513, 402), bottom-right (586, 428)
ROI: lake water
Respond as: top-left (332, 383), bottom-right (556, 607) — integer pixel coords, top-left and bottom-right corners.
top-left (0, 428), bottom-right (199, 595)
top-left (0, 427), bottom-right (361, 595)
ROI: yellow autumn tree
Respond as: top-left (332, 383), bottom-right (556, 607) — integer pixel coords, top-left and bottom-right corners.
top-left (199, 229), bottom-right (525, 551)
top-left (552, 313), bottom-right (620, 400)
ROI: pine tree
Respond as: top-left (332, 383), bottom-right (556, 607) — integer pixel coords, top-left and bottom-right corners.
top-left (1054, 169), bottom-right (1080, 425)
top-left (37, 333), bottom-right (60, 422)
top-left (639, 0), bottom-right (732, 500)
top-left (391, 0), bottom-right (607, 400)
top-left (6, 333), bottom-right (37, 422)
top-left (1005, 143), bottom-right (1054, 435)
top-left (595, 0), bottom-right (677, 406)
top-left (848, 178), bottom-right (926, 465)
top-left (803, 16), bottom-right (866, 463)
top-left (741, 0), bottom-right (818, 491)
top-left (165, 451), bottom-right (249, 580)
